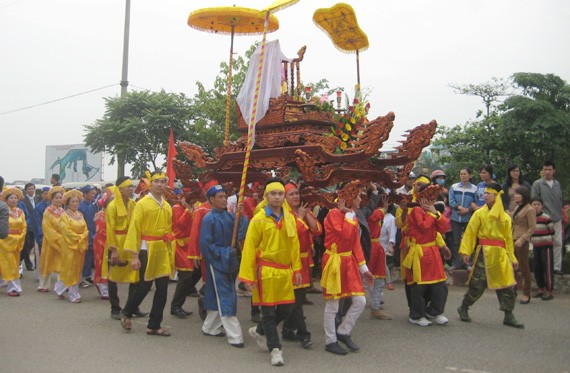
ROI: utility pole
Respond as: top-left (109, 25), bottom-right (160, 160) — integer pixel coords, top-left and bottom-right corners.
top-left (117, 0), bottom-right (131, 177)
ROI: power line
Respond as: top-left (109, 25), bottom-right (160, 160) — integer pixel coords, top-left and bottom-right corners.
top-left (0, 84), bottom-right (118, 116)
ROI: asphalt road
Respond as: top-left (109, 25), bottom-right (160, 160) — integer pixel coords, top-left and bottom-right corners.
top-left (1, 272), bottom-right (568, 373)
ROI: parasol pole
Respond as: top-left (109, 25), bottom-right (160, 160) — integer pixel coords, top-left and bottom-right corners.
top-left (355, 49), bottom-right (361, 96)
top-left (231, 11), bottom-right (270, 248)
top-left (224, 25), bottom-right (235, 146)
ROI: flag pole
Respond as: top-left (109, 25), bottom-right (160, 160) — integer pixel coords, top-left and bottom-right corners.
top-left (224, 25), bottom-right (235, 146)
top-left (231, 11), bottom-right (270, 248)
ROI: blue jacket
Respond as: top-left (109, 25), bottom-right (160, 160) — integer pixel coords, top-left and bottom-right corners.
top-left (79, 200), bottom-right (98, 248)
top-left (448, 181), bottom-right (477, 223)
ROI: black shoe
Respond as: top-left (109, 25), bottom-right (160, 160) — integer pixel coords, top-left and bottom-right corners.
top-left (251, 313), bottom-right (262, 323)
top-left (133, 309), bottom-right (149, 318)
top-left (198, 297), bottom-right (207, 320)
top-left (85, 277), bottom-right (94, 285)
top-left (199, 284), bottom-right (206, 296)
top-left (325, 342), bottom-right (348, 355)
top-left (111, 310), bottom-right (121, 320)
top-left (553, 270), bottom-right (564, 276)
top-left (171, 308), bottom-right (189, 318)
top-left (301, 338), bottom-right (313, 349)
top-left (202, 331), bottom-right (226, 337)
top-left (188, 287), bottom-right (200, 297)
top-left (302, 298), bottom-right (314, 305)
top-left (503, 313), bottom-right (524, 329)
top-left (230, 343), bottom-right (244, 348)
top-left (336, 333), bottom-right (359, 351)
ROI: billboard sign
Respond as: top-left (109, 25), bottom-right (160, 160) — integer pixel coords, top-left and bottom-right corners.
top-left (45, 144), bottom-right (102, 183)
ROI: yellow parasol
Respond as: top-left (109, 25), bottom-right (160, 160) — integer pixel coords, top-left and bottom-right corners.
top-left (313, 3), bottom-right (369, 93)
top-left (231, 0), bottom-right (299, 247)
top-left (188, 7), bottom-right (279, 145)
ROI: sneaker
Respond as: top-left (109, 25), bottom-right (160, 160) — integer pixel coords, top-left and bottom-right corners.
top-left (248, 326), bottom-right (267, 350)
top-left (85, 277), bottom-right (94, 285)
top-left (427, 313), bottom-right (449, 325)
top-left (408, 317), bottom-right (432, 327)
top-left (300, 338), bottom-right (313, 349)
top-left (270, 348), bottom-right (284, 366)
top-left (111, 310), bottom-right (121, 320)
top-left (79, 281), bottom-right (90, 288)
top-left (371, 309), bottom-right (393, 320)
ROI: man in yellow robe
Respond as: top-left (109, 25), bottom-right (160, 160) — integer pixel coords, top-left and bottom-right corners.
top-left (457, 183), bottom-right (524, 328)
top-left (239, 179), bottom-right (302, 367)
top-left (104, 176), bottom-right (144, 320)
top-left (120, 171), bottom-right (174, 336)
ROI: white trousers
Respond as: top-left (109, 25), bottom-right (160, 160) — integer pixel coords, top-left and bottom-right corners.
top-left (323, 295), bottom-right (366, 344)
top-left (0, 276), bottom-right (22, 294)
top-left (202, 311), bottom-right (243, 344)
top-left (201, 264), bottom-right (243, 344)
top-left (97, 283), bottom-right (109, 297)
top-left (55, 281), bottom-right (81, 302)
top-left (552, 221), bottom-right (563, 271)
top-left (38, 273), bottom-right (59, 291)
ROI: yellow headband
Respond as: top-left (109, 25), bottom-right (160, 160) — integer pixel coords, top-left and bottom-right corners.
top-left (144, 171), bottom-right (167, 181)
top-left (484, 187), bottom-right (498, 195)
top-left (118, 179), bottom-right (133, 189)
top-left (264, 182), bottom-right (285, 195)
top-left (414, 176), bottom-right (430, 185)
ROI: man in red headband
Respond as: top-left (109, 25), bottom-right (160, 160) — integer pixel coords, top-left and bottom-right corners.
top-left (281, 181), bottom-right (322, 349)
top-left (403, 184), bottom-right (451, 327)
top-left (321, 180), bottom-right (375, 355)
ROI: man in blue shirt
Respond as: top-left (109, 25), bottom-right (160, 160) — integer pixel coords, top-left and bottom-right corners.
top-left (448, 168), bottom-right (478, 270)
top-left (78, 185), bottom-right (99, 287)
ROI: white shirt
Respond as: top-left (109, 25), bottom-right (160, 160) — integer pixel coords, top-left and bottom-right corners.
top-left (380, 213), bottom-right (396, 253)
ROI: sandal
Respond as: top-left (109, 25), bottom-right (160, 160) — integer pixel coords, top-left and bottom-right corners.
top-left (120, 312), bottom-right (132, 331)
top-left (147, 328), bottom-right (171, 337)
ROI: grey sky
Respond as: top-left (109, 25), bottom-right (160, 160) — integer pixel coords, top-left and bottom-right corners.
top-left (1, 0), bottom-right (569, 182)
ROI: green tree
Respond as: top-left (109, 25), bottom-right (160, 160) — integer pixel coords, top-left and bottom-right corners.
top-left (84, 90), bottom-right (194, 177)
top-left (435, 73), bottom-right (570, 194)
top-left (500, 73), bottom-right (570, 187)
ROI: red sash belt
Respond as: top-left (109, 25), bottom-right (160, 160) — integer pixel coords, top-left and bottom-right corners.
top-left (479, 238), bottom-right (505, 248)
top-left (9, 230), bottom-right (21, 235)
top-left (115, 229), bottom-right (127, 235)
top-left (141, 235), bottom-right (165, 241)
top-left (258, 260), bottom-right (290, 270)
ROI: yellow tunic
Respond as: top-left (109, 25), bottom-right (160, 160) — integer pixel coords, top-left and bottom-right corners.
top-left (40, 206), bottom-right (64, 276)
top-left (459, 205), bottom-right (517, 289)
top-left (238, 209), bottom-right (301, 306)
top-left (124, 195), bottom-right (173, 281)
top-left (104, 198), bottom-right (138, 283)
top-left (0, 208), bottom-right (27, 281)
top-left (59, 212), bottom-right (89, 287)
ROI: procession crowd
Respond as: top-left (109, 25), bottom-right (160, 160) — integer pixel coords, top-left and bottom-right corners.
top-left (0, 160), bottom-right (566, 367)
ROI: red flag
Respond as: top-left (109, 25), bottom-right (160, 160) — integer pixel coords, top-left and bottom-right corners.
top-left (166, 128), bottom-right (177, 188)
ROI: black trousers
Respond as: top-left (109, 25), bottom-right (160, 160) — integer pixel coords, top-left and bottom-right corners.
top-left (20, 230), bottom-right (35, 269)
top-left (171, 270), bottom-right (193, 310)
top-left (256, 304), bottom-right (293, 351)
top-left (409, 281), bottom-right (448, 320)
top-left (122, 251), bottom-right (169, 330)
top-left (533, 246), bottom-right (554, 291)
top-left (108, 280), bottom-right (136, 313)
top-left (282, 288), bottom-right (310, 339)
